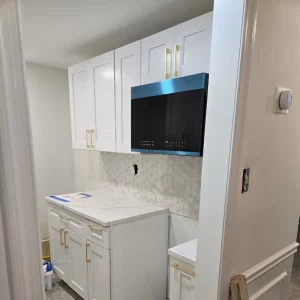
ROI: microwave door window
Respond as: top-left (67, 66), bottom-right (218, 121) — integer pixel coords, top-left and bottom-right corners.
top-left (131, 95), bottom-right (170, 150)
top-left (169, 89), bottom-right (204, 153)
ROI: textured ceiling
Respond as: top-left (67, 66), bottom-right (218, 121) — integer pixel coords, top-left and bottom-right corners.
top-left (21, 0), bottom-right (213, 69)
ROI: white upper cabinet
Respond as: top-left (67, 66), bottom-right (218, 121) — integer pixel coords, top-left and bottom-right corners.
top-left (173, 12), bottom-right (213, 77)
top-left (68, 12), bottom-right (213, 153)
top-left (69, 63), bottom-right (95, 150)
top-left (89, 51), bottom-right (116, 152)
top-left (115, 41), bottom-right (141, 153)
top-left (141, 12), bottom-right (212, 84)
top-left (141, 28), bottom-right (174, 84)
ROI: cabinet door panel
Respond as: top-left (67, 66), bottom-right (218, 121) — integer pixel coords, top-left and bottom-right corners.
top-left (170, 265), bottom-right (195, 300)
top-left (90, 51), bottom-right (116, 152)
top-left (173, 12), bottom-right (213, 77)
top-left (88, 241), bottom-right (110, 300)
top-left (141, 28), bottom-right (173, 84)
top-left (68, 230), bottom-right (88, 299)
top-left (115, 41), bottom-right (141, 153)
top-left (69, 63), bottom-right (94, 149)
top-left (48, 211), bottom-right (69, 283)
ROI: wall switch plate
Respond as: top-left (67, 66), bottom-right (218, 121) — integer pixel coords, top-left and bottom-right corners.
top-left (274, 85), bottom-right (290, 115)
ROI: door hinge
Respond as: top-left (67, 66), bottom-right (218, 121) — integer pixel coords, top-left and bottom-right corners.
top-left (242, 168), bottom-right (250, 193)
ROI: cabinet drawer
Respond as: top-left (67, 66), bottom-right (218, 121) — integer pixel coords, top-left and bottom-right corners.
top-left (170, 257), bottom-right (195, 277)
top-left (48, 204), bottom-right (87, 237)
top-left (85, 219), bottom-right (110, 250)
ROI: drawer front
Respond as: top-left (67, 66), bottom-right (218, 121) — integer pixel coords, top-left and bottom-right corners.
top-left (48, 204), bottom-right (87, 237)
top-left (86, 220), bottom-right (110, 250)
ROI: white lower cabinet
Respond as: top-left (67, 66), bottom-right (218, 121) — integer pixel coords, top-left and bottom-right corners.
top-left (48, 202), bottom-right (168, 300)
top-left (87, 241), bottom-right (110, 300)
top-left (168, 240), bottom-right (197, 300)
top-left (48, 208), bottom-right (110, 300)
top-left (169, 261), bottom-right (195, 300)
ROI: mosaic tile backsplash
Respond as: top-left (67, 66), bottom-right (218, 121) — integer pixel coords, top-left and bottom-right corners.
top-left (73, 150), bottom-right (202, 219)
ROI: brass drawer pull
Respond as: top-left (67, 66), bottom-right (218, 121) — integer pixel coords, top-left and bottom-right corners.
top-left (171, 263), bottom-right (195, 277)
top-left (164, 48), bottom-right (171, 79)
top-left (64, 231), bottom-right (69, 248)
top-left (173, 45), bottom-right (179, 77)
top-left (60, 229), bottom-right (64, 246)
top-left (86, 129), bottom-right (91, 149)
top-left (86, 243), bottom-right (91, 263)
top-left (87, 224), bottom-right (103, 232)
top-left (59, 215), bottom-right (70, 221)
top-left (90, 129), bottom-right (95, 149)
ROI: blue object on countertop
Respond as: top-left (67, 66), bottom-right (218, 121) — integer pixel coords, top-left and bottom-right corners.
top-left (49, 195), bottom-right (70, 202)
top-left (79, 193), bottom-right (91, 197)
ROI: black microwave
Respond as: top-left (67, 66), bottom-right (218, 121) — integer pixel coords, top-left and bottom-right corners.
top-left (131, 73), bottom-right (209, 157)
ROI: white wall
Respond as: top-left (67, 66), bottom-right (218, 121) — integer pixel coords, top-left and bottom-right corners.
top-left (26, 63), bottom-right (75, 239)
top-left (197, 0), bottom-right (300, 299)
top-left (231, 0), bottom-right (300, 291)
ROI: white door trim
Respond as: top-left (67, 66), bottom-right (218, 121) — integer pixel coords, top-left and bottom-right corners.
top-left (243, 242), bottom-right (298, 283)
top-left (217, 1), bottom-right (259, 298)
top-left (195, 1), bottom-right (259, 299)
top-left (0, 0), bottom-right (44, 299)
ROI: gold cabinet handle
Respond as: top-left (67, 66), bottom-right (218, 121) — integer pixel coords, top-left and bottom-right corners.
top-left (164, 48), bottom-right (171, 79)
top-left (59, 215), bottom-right (70, 221)
top-left (86, 243), bottom-right (91, 263)
top-left (171, 263), bottom-right (195, 277)
top-left (86, 129), bottom-right (91, 149)
top-left (64, 231), bottom-right (69, 248)
top-left (173, 45), bottom-right (179, 77)
top-left (87, 223), bottom-right (103, 232)
top-left (90, 129), bottom-right (95, 149)
top-left (60, 229), bottom-right (65, 246)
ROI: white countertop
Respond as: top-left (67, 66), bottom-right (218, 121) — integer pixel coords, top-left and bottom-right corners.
top-left (45, 190), bottom-right (168, 227)
top-left (168, 239), bottom-right (198, 266)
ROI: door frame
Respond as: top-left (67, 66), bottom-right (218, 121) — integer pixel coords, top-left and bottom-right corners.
top-left (0, 1), bottom-right (253, 300)
top-left (195, 0), bottom-right (259, 299)
top-left (0, 0), bottom-right (44, 299)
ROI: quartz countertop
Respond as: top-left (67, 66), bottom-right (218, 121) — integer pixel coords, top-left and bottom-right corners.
top-left (45, 190), bottom-right (168, 227)
top-left (168, 239), bottom-right (197, 266)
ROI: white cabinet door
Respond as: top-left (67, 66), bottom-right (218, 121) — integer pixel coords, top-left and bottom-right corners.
top-left (141, 28), bottom-right (174, 84)
top-left (69, 62), bottom-right (95, 150)
top-left (170, 266), bottom-right (195, 300)
top-left (87, 241), bottom-right (110, 300)
top-left (173, 12), bottom-right (213, 77)
top-left (115, 41), bottom-right (141, 153)
top-left (67, 230), bottom-right (88, 299)
top-left (48, 213), bottom-right (69, 283)
top-left (89, 51), bottom-right (116, 152)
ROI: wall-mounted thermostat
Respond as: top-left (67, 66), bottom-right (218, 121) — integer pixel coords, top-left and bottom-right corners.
top-left (274, 86), bottom-right (292, 115)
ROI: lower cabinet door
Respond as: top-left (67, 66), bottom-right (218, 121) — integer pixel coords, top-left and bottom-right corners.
top-left (170, 264), bottom-right (195, 300)
top-left (87, 241), bottom-right (110, 300)
top-left (49, 216), bottom-right (69, 283)
top-left (67, 230), bottom-right (88, 299)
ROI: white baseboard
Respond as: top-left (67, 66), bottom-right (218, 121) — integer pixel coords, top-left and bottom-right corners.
top-left (243, 242), bottom-right (299, 283)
